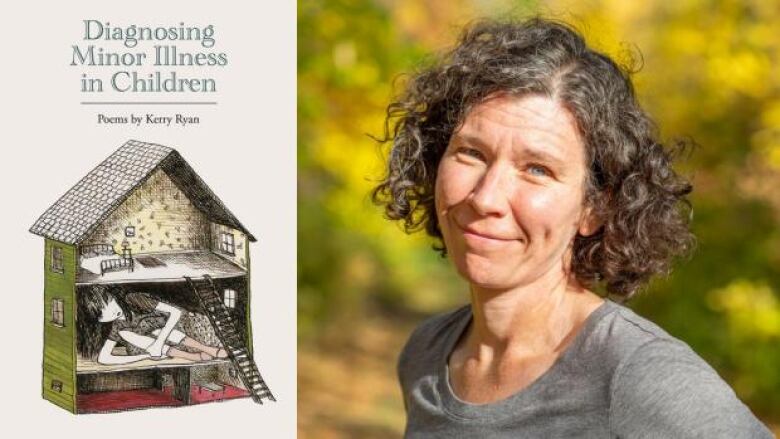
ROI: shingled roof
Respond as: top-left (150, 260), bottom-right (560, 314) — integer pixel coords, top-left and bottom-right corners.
top-left (30, 140), bottom-right (256, 244)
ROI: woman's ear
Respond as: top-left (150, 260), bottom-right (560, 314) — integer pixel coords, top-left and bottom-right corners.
top-left (578, 205), bottom-right (602, 237)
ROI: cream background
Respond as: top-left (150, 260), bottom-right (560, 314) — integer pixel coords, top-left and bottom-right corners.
top-left (0, 1), bottom-right (295, 436)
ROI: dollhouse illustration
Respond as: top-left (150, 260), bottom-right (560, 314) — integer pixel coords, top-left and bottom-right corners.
top-left (30, 140), bottom-right (274, 413)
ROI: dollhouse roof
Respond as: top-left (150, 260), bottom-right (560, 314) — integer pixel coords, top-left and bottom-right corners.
top-left (29, 140), bottom-right (257, 244)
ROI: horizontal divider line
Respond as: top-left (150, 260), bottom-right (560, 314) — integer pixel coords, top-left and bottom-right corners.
top-left (81, 102), bottom-right (218, 105)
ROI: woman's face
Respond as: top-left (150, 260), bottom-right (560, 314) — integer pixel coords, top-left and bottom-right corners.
top-left (435, 94), bottom-right (595, 290)
top-left (98, 298), bottom-right (125, 322)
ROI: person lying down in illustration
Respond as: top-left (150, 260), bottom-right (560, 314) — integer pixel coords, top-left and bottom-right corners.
top-left (80, 287), bottom-right (228, 365)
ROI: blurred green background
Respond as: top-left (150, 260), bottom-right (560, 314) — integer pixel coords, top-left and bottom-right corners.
top-left (298, 0), bottom-right (780, 436)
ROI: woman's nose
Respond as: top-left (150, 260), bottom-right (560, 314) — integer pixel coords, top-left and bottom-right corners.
top-left (468, 162), bottom-right (510, 217)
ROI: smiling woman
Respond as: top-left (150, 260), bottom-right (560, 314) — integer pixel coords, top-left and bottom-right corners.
top-left (436, 94), bottom-right (596, 293)
top-left (372, 17), bottom-right (773, 438)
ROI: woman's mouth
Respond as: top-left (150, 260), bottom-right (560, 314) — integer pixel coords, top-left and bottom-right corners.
top-left (458, 223), bottom-right (517, 244)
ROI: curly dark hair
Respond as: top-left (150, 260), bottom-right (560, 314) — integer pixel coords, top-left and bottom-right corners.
top-left (371, 17), bottom-right (695, 300)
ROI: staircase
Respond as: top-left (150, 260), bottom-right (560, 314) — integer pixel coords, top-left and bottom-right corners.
top-left (185, 275), bottom-right (275, 404)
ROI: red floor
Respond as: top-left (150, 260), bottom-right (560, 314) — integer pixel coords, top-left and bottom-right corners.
top-left (166, 384), bottom-right (250, 404)
top-left (77, 384), bottom-right (249, 413)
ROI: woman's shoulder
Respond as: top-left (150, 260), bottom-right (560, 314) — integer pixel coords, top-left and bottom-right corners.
top-left (597, 299), bottom-right (719, 387)
top-left (397, 304), bottom-right (471, 380)
top-left (575, 299), bottom-right (701, 367)
top-left (604, 300), bottom-right (678, 346)
top-left (594, 300), bottom-right (730, 396)
top-left (599, 301), bottom-right (773, 437)
top-left (402, 304), bottom-right (470, 354)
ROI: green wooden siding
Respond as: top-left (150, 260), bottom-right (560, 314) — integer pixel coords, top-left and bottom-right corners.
top-left (42, 239), bottom-right (77, 413)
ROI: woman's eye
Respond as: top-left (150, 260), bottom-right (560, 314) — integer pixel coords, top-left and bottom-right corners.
top-left (527, 164), bottom-right (550, 177)
top-left (456, 147), bottom-right (485, 161)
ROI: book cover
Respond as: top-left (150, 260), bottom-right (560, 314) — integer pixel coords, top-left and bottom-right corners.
top-left (1, 1), bottom-right (295, 435)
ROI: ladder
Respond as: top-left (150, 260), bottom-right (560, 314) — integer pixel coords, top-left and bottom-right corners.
top-left (185, 275), bottom-right (275, 404)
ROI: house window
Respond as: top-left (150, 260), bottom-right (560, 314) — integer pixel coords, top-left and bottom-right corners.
top-left (51, 299), bottom-right (64, 327)
top-left (224, 289), bottom-right (236, 309)
top-left (51, 246), bottom-right (64, 273)
top-left (125, 226), bottom-right (136, 237)
top-left (51, 380), bottom-right (63, 393)
top-left (220, 232), bottom-right (235, 255)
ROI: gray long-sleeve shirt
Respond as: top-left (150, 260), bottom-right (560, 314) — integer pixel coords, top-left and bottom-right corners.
top-left (398, 299), bottom-right (774, 438)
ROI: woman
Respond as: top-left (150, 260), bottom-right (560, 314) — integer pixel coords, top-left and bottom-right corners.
top-left (372, 18), bottom-right (773, 437)
top-left (79, 285), bottom-right (228, 365)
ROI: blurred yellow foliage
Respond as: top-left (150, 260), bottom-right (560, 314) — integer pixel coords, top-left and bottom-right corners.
top-left (708, 279), bottom-right (780, 339)
top-left (299, 1), bottom-right (780, 432)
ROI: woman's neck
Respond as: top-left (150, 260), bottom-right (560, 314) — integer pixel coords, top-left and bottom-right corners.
top-left (466, 269), bottom-right (601, 359)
